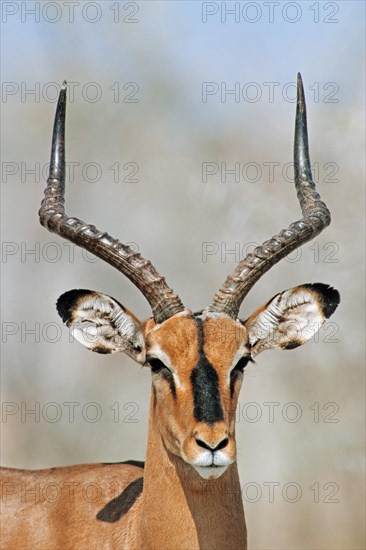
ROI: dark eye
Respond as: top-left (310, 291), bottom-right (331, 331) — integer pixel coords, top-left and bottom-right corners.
top-left (148, 358), bottom-right (170, 374)
top-left (232, 355), bottom-right (253, 375)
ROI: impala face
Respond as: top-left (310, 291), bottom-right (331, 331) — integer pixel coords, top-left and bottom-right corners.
top-left (144, 312), bottom-right (248, 479)
top-left (57, 283), bottom-right (339, 480)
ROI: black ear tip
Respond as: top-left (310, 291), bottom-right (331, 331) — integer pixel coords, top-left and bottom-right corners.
top-left (304, 283), bottom-right (340, 319)
top-left (322, 285), bottom-right (340, 318)
top-left (56, 289), bottom-right (93, 323)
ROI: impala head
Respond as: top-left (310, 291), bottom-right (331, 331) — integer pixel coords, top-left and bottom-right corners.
top-left (40, 74), bottom-right (339, 480)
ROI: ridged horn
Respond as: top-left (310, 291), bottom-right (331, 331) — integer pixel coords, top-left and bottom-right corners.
top-left (206, 73), bottom-right (331, 318)
top-left (39, 82), bottom-right (185, 323)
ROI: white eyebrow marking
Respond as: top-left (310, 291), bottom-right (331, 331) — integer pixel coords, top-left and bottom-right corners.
top-left (227, 344), bottom-right (251, 385)
top-left (146, 345), bottom-right (183, 389)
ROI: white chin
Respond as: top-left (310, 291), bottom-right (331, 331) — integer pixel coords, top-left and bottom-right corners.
top-left (193, 465), bottom-right (228, 480)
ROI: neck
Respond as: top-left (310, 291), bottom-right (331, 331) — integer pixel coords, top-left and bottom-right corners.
top-left (138, 399), bottom-right (247, 549)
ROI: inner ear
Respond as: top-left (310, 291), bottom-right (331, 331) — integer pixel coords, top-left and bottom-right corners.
top-left (243, 283), bottom-right (340, 356)
top-left (57, 289), bottom-right (146, 364)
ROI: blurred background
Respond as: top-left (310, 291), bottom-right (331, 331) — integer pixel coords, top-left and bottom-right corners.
top-left (1, 1), bottom-right (365, 548)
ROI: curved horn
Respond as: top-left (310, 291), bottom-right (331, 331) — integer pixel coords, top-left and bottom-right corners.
top-left (39, 82), bottom-right (185, 323)
top-left (206, 73), bottom-right (331, 318)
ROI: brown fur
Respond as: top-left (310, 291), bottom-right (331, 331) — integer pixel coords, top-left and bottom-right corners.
top-left (1, 463), bottom-right (143, 549)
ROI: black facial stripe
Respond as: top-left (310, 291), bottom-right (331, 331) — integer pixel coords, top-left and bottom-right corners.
top-left (230, 356), bottom-right (251, 397)
top-left (152, 385), bottom-right (157, 409)
top-left (190, 317), bottom-right (224, 424)
top-left (149, 359), bottom-right (177, 400)
top-left (230, 370), bottom-right (240, 398)
top-left (162, 370), bottom-right (177, 399)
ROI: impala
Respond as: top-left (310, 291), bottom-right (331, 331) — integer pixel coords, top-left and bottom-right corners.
top-left (0, 74), bottom-right (339, 549)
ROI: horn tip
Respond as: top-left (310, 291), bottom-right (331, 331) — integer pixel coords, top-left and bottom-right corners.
top-left (296, 73), bottom-right (305, 111)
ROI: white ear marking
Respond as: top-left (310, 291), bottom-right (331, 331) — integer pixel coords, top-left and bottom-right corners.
top-left (57, 289), bottom-right (146, 363)
top-left (244, 284), bottom-right (339, 356)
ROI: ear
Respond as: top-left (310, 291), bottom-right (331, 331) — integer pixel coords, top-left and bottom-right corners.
top-left (56, 289), bottom-right (146, 364)
top-left (243, 283), bottom-right (340, 357)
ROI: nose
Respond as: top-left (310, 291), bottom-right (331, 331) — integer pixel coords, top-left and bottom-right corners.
top-left (195, 436), bottom-right (229, 453)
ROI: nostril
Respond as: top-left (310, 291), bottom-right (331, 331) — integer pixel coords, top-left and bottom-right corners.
top-left (196, 438), bottom-right (211, 451)
top-left (215, 437), bottom-right (229, 451)
top-left (195, 437), bottom-right (229, 452)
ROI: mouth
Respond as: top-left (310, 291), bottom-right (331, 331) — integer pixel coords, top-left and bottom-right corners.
top-left (183, 443), bottom-right (235, 480)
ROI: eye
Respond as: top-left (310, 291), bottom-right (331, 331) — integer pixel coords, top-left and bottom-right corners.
top-left (231, 355), bottom-right (253, 375)
top-left (147, 358), bottom-right (171, 375)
